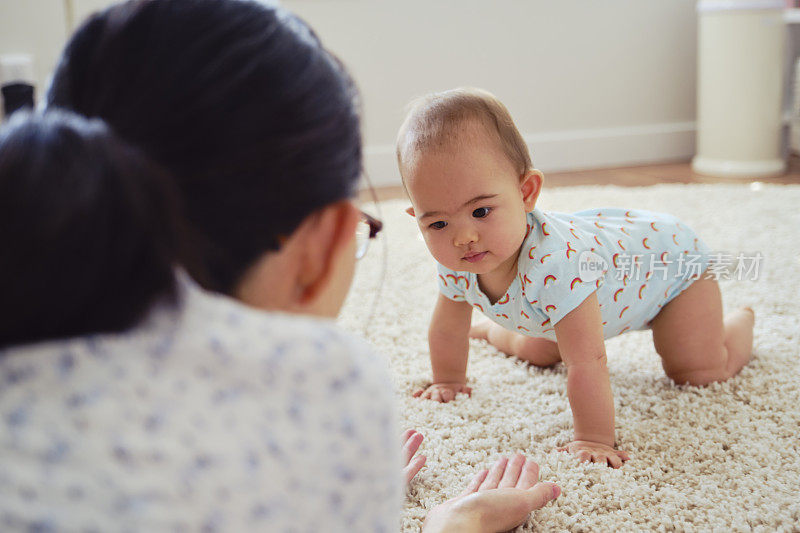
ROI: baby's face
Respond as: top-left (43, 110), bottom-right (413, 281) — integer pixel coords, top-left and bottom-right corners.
top-left (404, 135), bottom-right (533, 276)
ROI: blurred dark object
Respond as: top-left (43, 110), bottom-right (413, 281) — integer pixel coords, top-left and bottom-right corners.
top-left (2, 82), bottom-right (35, 118)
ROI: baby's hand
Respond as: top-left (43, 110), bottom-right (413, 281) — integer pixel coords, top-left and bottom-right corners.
top-left (557, 440), bottom-right (630, 468)
top-left (413, 382), bottom-right (472, 403)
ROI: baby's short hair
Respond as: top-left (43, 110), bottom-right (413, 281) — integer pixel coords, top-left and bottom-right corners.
top-left (396, 87), bottom-right (532, 179)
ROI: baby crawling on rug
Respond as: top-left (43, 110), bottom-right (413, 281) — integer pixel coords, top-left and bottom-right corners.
top-left (396, 88), bottom-right (755, 467)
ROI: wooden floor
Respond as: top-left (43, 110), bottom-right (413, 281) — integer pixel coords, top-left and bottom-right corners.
top-left (360, 157), bottom-right (800, 202)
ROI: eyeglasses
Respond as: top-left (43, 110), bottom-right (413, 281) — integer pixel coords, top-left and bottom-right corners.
top-left (355, 210), bottom-right (383, 259)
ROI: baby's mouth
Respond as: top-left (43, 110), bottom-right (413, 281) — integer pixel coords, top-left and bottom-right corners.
top-left (462, 251), bottom-right (488, 263)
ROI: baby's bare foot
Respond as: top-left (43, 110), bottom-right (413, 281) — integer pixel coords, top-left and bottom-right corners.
top-left (468, 318), bottom-right (492, 341)
top-left (722, 307), bottom-right (755, 377)
top-left (732, 307), bottom-right (756, 330)
top-left (725, 306), bottom-right (755, 332)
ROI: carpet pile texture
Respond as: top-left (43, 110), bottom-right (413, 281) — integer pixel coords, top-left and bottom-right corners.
top-left (338, 184), bottom-right (800, 532)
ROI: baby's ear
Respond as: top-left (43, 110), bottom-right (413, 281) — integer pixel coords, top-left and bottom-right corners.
top-left (521, 170), bottom-right (544, 211)
top-left (405, 206), bottom-right (416, 217)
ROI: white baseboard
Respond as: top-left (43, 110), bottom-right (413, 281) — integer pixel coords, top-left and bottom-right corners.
top-left (362, 120), bottom-right (698, 188)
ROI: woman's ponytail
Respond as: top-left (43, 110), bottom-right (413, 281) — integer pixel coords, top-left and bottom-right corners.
top-left (0, 110), bottom-right (184, 348)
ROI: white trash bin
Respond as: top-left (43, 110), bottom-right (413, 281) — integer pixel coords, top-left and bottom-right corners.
top-left (693, 0), bottom-right (786, 178)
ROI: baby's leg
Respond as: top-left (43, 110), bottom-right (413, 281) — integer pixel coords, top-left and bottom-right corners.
top-left (470, 319), bottom-right (561, 367)
top-left (649, 271), bottom-right (754, 386)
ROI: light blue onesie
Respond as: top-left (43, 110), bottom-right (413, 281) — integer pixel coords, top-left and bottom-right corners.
top-left (437, 207), bottom-right (712, 341)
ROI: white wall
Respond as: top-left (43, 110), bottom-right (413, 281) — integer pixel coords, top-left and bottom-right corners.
top-left (0, 0), bottom-right (67, 110)
top-left (2, 0), bottom-right (709, 185)
top-left (283, 0), bottom-right (701, 185)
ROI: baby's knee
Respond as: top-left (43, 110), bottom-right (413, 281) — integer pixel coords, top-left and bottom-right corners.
top-left (514, 336), bottom-right (560, 366)
top-left (665, 366), bottom-right (731, 386)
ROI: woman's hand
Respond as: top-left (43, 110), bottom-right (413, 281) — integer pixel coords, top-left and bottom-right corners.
top-left (423, 454), bottom-right (561, 533)
top-left (402, 429), bottom-right (427, 485)
top-left (413, 382), bottom-right (472, 403)
top-left (557, 440), bottom-right (630, 468)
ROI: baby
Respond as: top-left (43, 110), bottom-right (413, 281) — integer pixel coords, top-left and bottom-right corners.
top-left (396, 88), bottom-right (755, 467)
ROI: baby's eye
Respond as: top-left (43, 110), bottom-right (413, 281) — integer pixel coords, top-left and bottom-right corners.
top-left (472, 207), bottom-right (491, 218)
top-left (429, 221), bottom-right (447, 230)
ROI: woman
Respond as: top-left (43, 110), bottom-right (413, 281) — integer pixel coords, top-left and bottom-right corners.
top-left (0, 0), bottom-right (559, 530)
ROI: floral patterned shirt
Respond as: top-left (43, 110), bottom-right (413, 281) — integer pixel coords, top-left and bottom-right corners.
top-left (0, 273), bottom-right (401, 532)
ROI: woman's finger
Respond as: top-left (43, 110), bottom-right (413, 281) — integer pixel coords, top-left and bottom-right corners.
top-left (516, 458), bottom-right (541, 489)
top-left (403, 454), bottom-right (426, 484)
top-left (498, 453), bottom-right (525, 488)
top-left (525, 482), bottom-right (561, 511)
top-left (460, 468), bottom-right (489, 496)
top-left (479, 456), bottom-right (509, 491)
top-left (401, 429), bottom-right (415, 442)
top-left (402, 431), bottom-right (423, 464)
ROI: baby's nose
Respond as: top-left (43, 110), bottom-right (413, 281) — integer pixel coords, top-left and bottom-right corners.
top-left (454, 226), bottom-right (478, 247)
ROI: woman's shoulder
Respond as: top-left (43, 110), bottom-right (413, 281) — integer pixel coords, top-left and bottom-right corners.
top-left (1, 272), bottom-right (390, 394)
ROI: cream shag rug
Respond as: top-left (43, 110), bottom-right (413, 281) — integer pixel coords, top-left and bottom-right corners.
top-left (338, 184), bottom-right (800, 532)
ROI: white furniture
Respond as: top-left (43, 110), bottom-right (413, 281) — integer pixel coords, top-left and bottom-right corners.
top-left (693, 0), bottom-right (786, 178)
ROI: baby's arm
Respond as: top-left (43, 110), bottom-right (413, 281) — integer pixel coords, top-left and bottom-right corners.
top-left (553, 291), bottom-right (630, 468)
top-left (414, 293), bottom-right (474, 402)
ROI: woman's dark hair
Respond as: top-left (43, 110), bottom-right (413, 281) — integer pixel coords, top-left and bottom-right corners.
top-left (47, 0), bottom-right (363, 294)
top-left (0, 110), bottom-right (182, 347)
